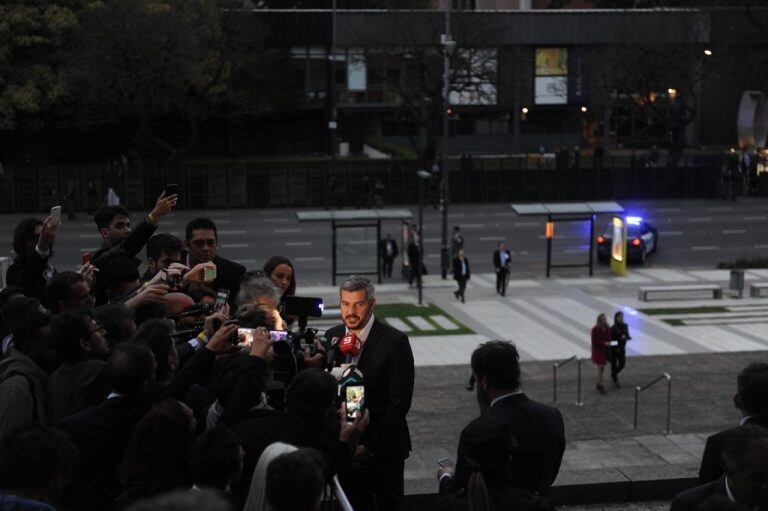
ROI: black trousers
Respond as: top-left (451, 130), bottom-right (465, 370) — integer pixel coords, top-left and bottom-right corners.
top-left (455, 277), bottom-right (467, 300)
top-left (382, 256), bottom-right (395, 278)
top-left (496, 269), bottom-right (509, 295)
top-left (610, 345), bottom-right (626, 381)
top-left (339, 457), bottom-right (405, 511)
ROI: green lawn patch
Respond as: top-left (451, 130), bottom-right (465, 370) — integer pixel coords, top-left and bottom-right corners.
top-left (375, 303), bottom-right (474, 337)
top-left (639, 306), bottom-right (728, 316)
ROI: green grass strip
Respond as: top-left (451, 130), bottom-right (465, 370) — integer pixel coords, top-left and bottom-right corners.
top-left (639, 306), bottom-right (728, 316)
top-left (375, 303), bottom-right (474, 337)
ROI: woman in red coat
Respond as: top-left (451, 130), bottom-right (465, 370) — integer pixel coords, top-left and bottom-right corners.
top-left (591, 313), bottom-right (611, 394)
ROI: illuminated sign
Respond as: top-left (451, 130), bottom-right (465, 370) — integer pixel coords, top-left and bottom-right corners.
top-left (535, 48), bottom-right (568, 105)
top-left (612, 217), bottom-right (624, 262)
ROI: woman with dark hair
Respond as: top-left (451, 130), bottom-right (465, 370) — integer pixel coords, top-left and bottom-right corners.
top-left (6, 217), bottom-right (59, 300)
top-left (129, 319), bottom-right (178, 386)
top-left (263, 256), bottom-right (296, 326)
top-left (117, 399), bottom-right (196, 505)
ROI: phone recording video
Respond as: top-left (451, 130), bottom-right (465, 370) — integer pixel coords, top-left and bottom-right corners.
top-left (164, 183), bottom-right (179, 197)
top-left (50, 206), bottom-right (62, 225)
top-left (437, 457), bottom-right (455, 470)
top-left (269, 330), bottom-right (289, 343)
top-left (236, 327), bottom-right (255, 347)
top-left (213, 289), bottom-right (230, 312)
top-left (345, 384), bottom-right (365, 422)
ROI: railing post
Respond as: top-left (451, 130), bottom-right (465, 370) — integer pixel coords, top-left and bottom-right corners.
top-left (553, 363), bottom-right (558, 403)
top-left (634, 385), bottom-right (640, 429)
top-left (665, 373), bottom-right (672, 434)
top-left (576, 358), bottom-right (583, 406)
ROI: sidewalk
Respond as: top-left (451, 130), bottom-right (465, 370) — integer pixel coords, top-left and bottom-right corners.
top-left (300, 268), bottom-right (768, 503)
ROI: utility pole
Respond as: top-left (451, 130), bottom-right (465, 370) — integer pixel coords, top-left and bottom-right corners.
top-left (440, 0), bottom-right (452, 279)
top-left (329, 0), bottom-right (337, 160)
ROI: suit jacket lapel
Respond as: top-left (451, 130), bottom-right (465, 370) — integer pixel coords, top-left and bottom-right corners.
top-left (359, 318), bottom-right (382, 367)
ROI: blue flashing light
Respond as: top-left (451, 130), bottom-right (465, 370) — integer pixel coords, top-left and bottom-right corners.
top-left (626, 216), bottom-right (642, 226)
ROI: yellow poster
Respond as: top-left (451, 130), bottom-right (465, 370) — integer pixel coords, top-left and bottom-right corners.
top-left (535, 48), bottom-right (568, 77)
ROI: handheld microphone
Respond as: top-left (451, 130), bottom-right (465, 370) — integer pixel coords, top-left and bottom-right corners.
top-left (339, 332), bottom-right (361, 363)
top-left (327, 336), bottom-right (340, 368)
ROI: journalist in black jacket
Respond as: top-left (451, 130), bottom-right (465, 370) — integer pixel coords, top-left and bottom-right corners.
top-left (91, 194), bottom-right (177, 305)
top-left (326, 275), bottom-right (415, 511)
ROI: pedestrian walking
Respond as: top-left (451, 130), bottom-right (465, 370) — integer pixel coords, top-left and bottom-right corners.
top-left (379, 233), bottom-right (398, 279)
top-left (450, 225), bottom-right (464, 260)
top-left (86, 181), bottom-right (98, 214)
top-left (452, 249), bottom-right (470, 303)
top-left (492, 241), bottom-right (511, 296)
top-left (64, 181), bottom-right (77, 220)
top-left (591, 313), bottom-right (611, 395)
top-left (610, 311), bottom-right (631, 387)
top-left (407, 233), bottom-right (423, 288)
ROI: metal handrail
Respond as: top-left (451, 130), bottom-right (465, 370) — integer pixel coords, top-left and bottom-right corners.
top-left (332, 475), bottom-right (354, 511)
top-left (633, 372), bottom-right (672, 434)
top-left (553, 355), bottom-right (583, 406)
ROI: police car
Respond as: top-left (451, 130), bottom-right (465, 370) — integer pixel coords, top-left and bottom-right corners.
top-left (596, 216), bottom-right (658, 264)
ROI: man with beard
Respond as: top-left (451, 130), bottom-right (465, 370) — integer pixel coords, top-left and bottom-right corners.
top-left (439, 341), bottom-right (565, 497)
top-left (325, 275), bottom-right (414, 511)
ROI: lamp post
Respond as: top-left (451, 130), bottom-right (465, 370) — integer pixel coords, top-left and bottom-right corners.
top-left (416, 169), bottom-right (431, 305)
top-left (440, 0), bottom-right (453, 279)
top-left (329, 0), bottom-right (337, 159)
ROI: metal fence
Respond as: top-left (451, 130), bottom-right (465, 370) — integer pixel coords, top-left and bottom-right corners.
top-left (0, 157), bottom-right (744, 213)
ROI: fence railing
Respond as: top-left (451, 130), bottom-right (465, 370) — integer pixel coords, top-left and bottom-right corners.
top-left (322, 475), bottom-right (354, 511)
top-left (553, 355), bottom-right (583, 406)
top-left (633, 372), bottom-right (672, 434)
top-left (0, 159), bottom-right (742, 213)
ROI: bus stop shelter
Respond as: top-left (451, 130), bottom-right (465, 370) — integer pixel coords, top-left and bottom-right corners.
top-left (296, 209), bottom-right (413, 285)
top-left (511, 201), bottom-right (625, 277)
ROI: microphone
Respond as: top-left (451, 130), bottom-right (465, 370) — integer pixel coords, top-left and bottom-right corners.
top-left (326, 336), bottom-right (339, 368)
top-left (339, 332), bottom-right (361, 363)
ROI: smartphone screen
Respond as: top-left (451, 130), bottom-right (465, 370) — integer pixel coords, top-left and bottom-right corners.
top-left (437, 457), bottom-right (455, 470)
top-left (345, 385), bottom-right (364, 421)
top-left (50, 206), bottom-right (62, 224)
top-left (269, 330), bottom-right (289, 343)
top-left (82, 252), bottom-right (92, 265)
top-left (164, 183), bottom-right (179, 196)
top-left (237, 328), bottom-right (255, 347)
top-left (213, 289), bottom-right (230, 312)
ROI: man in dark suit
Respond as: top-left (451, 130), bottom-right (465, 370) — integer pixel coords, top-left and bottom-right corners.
top-left (379, 233), bottom-right (398, 279)
top-left (699, 362), bottom-right (768, 484)
top-left (492, 241), bottom-right (512, 296)
top-left (452, 249), bottom-right (470, 303)
top-left (185, 218), bottom-right (246, 307)
top-left (326, 275), bottom-right (415, 511)
top-left (439, 341), bottom-right (565, 496)
top-left (672, 425), bottom-right (768, 511)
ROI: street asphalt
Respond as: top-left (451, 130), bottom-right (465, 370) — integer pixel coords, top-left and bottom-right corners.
top-left (1, 198), bottom-right (767, 285)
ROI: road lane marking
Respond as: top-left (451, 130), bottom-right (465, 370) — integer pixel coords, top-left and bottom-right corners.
top-left (493, 212), bottom-right (516, 217)
top-left (688, 218), bottom-right (712, 222)
top-left (263, 218), bottom-right (289, 223)
top-left (295, 257), bottom-right (325, 262)
top-left (514, 222), bottom-right (540, 227)
top-left (79, 234), bottom-right (100, 239)
top-left (756, 244), bottom-right (768, 249)
top-left (221, 243), bottom-right (249, 248)
top-left (743, 216), bottom-right (767, 221)
top-left (460, 224), bottom-right (485, 228)
top-left (658, 208), bottom-right (681, 212)
top-left (723, 229), bottom-right (747, 235)
top-left (234, 259), bottom-right (256, 264)
top-left (285, 242), bottom-right (312, 246)
top-left (709, 207), bottom-right (732, 211)
top-left (218, 230), bottom-right (246, 235)
top-left (659, 231), bottom-right (684, 236)
top-left (274, 228), bottom-right (302, 233)
top-left (479, 236), bottom-right (503, 241)
top-left (692, 246), bottom-right (719, 251)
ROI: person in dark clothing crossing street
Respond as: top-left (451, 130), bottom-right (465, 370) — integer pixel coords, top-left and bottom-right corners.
top-left (609, 311), bottom-right (631, 387)
top-left (492, 242), bottom-right (511, 296)
top-left (452, 250), bottom-right (470, 303)
top-left (379, 234), bottom-right (398, 279)
top-left (591, 314), bottom-right (611, 395)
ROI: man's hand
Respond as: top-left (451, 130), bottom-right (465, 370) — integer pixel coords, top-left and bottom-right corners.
top-left (78, 263), bottom-right (98, 290)
top-left (437, 465), bottom-right (454, 480)
top-left (203, 308), bottom-right (230, 339)
top-left (125, 283), bottom-right (169, 309)
top-left (150, 191), bottom-right (178, 220)
top-left (205, 323), bottom-right (238, 354)
top-left (248, 326), bottom-right (274, 361)
top-left (183, 262), bottom-right (215, 286)
top-left (37, 216), bottom-right (59, 253)
top-left (339, 404), bottom-right (370, 454)
top-left (302, 340), bottom-right (326, 369)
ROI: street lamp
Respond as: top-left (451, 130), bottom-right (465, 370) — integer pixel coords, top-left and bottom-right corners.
top-left (704, 49), bottom-right (713, 56)
top-left (439, 0), bottom-right (454, 280)
top-left (416, 169), bottom-right (431, 305)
